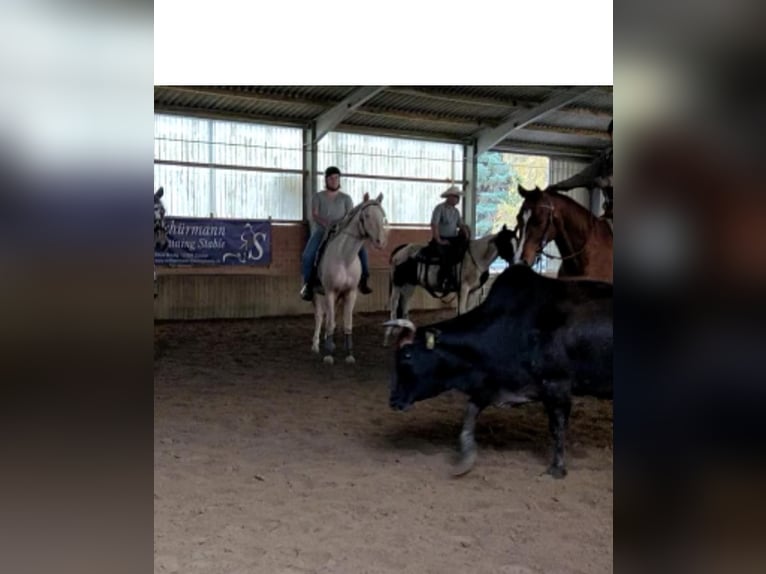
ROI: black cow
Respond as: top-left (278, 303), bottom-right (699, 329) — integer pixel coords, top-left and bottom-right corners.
top-left (384, 263), bottom-right (612, 478)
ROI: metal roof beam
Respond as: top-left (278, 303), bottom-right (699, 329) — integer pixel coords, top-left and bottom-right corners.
top-left (313, 86), bottom-right (387, 142)
top-left (329, 124), bottom-right (467, 145)
top-left (474, 87), bottom-right (592, 155)
top-left (153, 105), bottom-right (309, 128)
top-left (559, 105), bottom-right (614, 118)
top-left (524, 123), bottom-right (612, 140)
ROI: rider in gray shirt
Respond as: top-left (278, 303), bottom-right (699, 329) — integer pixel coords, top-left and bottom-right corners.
top-left (300, 166), bottom-right (372, 301)
top-left (310, 189), bottom-right (354, 234)
top-left (431, 186), bottom-right (470, 291)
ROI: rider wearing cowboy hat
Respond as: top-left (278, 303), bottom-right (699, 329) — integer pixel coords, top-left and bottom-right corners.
top-left (431, 185), bottom-right (470, 292)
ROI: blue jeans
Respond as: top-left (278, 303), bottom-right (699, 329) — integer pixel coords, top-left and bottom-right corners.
top-left (301, 229), bottom-right (370, 283)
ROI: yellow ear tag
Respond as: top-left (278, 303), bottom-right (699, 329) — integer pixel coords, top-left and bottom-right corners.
top-left (426, 332), bottom-right (435, 350)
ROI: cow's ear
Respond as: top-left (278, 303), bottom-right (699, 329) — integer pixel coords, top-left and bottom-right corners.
top-left (425, 332), bottom-right (435, 350)
top-left (424, 328), bottom-right (441, 350)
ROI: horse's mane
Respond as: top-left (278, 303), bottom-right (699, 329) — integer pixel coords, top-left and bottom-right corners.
top-left (326, 200), bottom-right (380, 240)
top-left (541, 190), bottom-right (610, 237)
top-left (547, 190), bottom-right (596, 218)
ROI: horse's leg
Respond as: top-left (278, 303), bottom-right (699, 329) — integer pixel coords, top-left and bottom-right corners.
top-left (400, 284), bottom-right (415, 320)
top-left (343, 289), bottom-right (358, 364)
top-left (312, 298), bottom-right (323, 353)
top-left (458, 281), bottom-right (471, 316)
top-left (323, 292), bottom-right (336, 364)
top-left (383, 284), bottom-right (402, 347)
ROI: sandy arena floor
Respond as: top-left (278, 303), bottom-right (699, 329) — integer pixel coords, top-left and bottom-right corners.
top-left (154, 310), bottom-right (613, 574)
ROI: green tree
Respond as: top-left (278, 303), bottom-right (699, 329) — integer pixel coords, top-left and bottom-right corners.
top-left (476, 152), bottom-right (518, 237)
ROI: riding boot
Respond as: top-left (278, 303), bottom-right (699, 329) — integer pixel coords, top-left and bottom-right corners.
top-left (300, 282), bottom-right (314, 301)
top-left (358, 273), bottom-right (373, 295)
top-left (303, 261), bottom-right (326, 297)
top-left (312, 270), bottom-right (325, 295)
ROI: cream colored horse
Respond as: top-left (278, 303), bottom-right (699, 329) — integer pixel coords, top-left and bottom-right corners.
top-left (312, 194), bottom-right (388, 364)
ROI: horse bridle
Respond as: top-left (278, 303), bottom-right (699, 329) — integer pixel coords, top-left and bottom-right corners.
top-left (338, 201), bottom-right (381, 241)
top-left (525, 201), bottom-right (588, 262)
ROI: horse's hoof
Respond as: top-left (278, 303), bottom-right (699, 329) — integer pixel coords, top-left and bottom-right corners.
top-left (452, 450), bottom-right (477, 477)
top-left (345, 355), bottom-right (356, 364)
top-left (311, 345), bottom-right (320, 354)
top-left (323, 355), bottom-right (334, 365)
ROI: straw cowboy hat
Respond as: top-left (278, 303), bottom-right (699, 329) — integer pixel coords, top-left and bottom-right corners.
top-left (440, 185), bottom-right (464, 198)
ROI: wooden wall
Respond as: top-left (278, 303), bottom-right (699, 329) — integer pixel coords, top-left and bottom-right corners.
top-left (154, 223), bottom-right (455, 320)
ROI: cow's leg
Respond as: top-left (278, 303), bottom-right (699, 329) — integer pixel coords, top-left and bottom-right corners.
top-left (323, 292), bottom-right (336, 364)
top-left (543, 384), bottom-right (572, 478)
top-left (400, 285), bottom-right (414, 316)
top-left (453, 400), bottom-right (484, 477)
top-left (343, 289), bottom-right (358, 364)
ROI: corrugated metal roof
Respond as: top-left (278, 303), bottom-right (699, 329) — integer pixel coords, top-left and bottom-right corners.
top-left (154, 85), bottom-right (612, 158)
top-left (371, 90), bottom-right (509, 123)
top-left (343, 112), bottom-right (478, 138)
top-left (423, 86), bottom-right (555, 101)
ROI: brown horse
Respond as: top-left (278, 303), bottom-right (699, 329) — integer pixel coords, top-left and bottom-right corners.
top-left (513, 185), bottom-right (613, 282)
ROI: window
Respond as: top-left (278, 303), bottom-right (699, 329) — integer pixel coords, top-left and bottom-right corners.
top-left (475, 151), bottom-right (549, 273)
top-left (154, 114), bottom-right (303, 219)
top-left (317, 132), bottom-right (463, 225)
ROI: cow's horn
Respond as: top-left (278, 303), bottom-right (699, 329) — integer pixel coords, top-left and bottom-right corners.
top-left (383, 319), bottom-right (416, 332)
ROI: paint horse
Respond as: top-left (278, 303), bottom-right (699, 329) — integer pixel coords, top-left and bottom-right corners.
top-left (312, 194), bottom-right (388, 364)
top-left (383, 231), bottom-right (511, 346)
top-left (509, 185), bottom-right (613, 282)
top-left (154, 187), bottom-right (168, 298)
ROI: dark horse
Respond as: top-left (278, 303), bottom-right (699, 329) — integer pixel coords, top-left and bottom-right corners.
top-left (154, 187), bottom-right (168, 298)
top-left (503, 185), bottom-right (613, 283)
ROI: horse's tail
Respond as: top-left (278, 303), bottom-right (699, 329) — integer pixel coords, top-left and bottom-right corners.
top-left (389, 243), bottom-right (408, 264)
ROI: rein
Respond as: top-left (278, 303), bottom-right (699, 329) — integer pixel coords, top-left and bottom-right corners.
top-left (534, 201), bottom-right (589, 262)
top-left (334, 202), bottom-right (379, 241)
